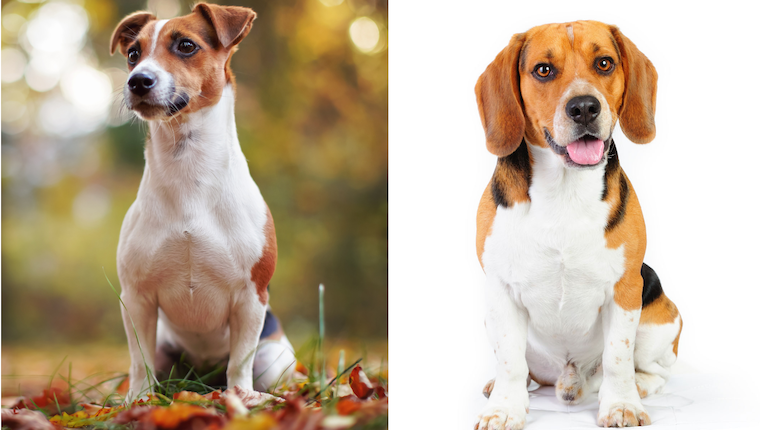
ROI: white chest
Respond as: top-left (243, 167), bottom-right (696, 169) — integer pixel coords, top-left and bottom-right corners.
top-left (482, 147), bottom-right (626, 336)
top-left (116, 85), bottom-right (268, 333)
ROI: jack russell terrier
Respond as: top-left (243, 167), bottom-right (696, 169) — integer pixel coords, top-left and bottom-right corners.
top-left (474, 21), bottom-right (682, 428)
top-left (110, 3), bottom-right (295, 404)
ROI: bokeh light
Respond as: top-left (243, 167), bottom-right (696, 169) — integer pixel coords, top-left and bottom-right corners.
top-left (349, 16), bottom-right (380, 53)
top-left (61, 64), bottom-right (113, 115)
top-left (147, 0), bottom-right (181, 19)
top-left (1, 47), bottom-right (26, 83)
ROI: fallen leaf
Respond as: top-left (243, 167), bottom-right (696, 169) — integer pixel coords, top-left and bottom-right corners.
top-left (10, 387), bottom-right (71, 415)
top-left (149, 403), bottom-right (223, 428)
top-left (349, 367), bottom-right (374, 399)
top-left (375, 386), bottom-right (386, 399)
top-left (1, 408), bottom-right (56, 430)
top-left (173, 391), bottom-right (206, 403)
top-left (295, 361), bottom-right (309, 375)
top-left (225, 413), bottom-right (278, 430)
top-left (335, 395), bottom-right (362, 415)
top-left (113, 405), bottom-right (156, 424)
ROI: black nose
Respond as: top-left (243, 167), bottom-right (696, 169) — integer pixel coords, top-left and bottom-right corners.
top-left (128, 72), bottom-right (157, 96)
top-left (565, 96), bottom-right (601, 126)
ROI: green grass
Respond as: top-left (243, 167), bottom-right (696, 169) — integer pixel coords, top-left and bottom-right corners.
top-left (3, 282), bottom-right (388, 429)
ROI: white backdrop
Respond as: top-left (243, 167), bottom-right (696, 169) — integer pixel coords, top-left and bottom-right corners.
top-left (389, 0), bottom-right (760, 428)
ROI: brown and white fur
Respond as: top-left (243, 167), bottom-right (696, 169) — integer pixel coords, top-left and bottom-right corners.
top-left (110, 4), bottom-right (295, 404)
top-left (474, 21), bottom-right (682, 429)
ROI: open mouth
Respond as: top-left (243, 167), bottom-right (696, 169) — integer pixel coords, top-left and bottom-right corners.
top-left (545, 129), bottom-right (610, 167)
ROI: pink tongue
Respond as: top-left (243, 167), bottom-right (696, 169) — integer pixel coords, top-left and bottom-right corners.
top-left (566, 137), bottom-right (604, 165)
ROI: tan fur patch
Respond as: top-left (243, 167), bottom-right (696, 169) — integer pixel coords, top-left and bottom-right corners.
top-left (251, 206), bottom-right (277, 305)
top-left (640, 293), bottom-right (679, 324)
top-left (672, 315), bottom-right (683, 356)
top-left (604, 173), bottom-right (647, 311)
top-left (476, 182), bottom-right (497, 268)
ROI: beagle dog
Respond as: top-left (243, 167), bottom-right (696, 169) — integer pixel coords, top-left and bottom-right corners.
top-left (474, 21), bottom-right (682, 428)
top-left (110, 4), bottom-right (295, 404)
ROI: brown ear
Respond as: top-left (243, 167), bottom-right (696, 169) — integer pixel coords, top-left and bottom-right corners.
top-left (193, 3), bottom-right (256, 49)
top-left (610, 26), bottom-right (658, 144)
top-left (110, 11), bottom-right (155, 56)
top-left (475, 33), bottom-right (526, 157)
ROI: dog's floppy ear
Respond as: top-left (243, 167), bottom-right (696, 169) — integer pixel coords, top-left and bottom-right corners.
top-left (193, 3), bottom-right (256, 49)
top-left (475, 33), bottom-right (526, 157)
top-left (610, 26), bottom-right (658, 144)
top-left (110, 11), bottom-right (156, 56)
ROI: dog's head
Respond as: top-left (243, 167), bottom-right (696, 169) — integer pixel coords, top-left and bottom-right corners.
top-left (110, 3), bottom-right (256, 121)
top-left (476, 21), bottom-right (657, 168)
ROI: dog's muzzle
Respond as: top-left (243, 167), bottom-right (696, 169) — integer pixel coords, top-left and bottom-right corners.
top-left (545, 129), bottom-right (610, 167)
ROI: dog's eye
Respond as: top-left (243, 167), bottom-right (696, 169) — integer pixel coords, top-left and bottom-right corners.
top-left (533, 64), bottom-right (555, 81)
top-left (595, 57), bottom-right (614, 74)
top-left (128, 48), bottom-right (140, 65)
top-left (178, 40), bottom-right (197, 55)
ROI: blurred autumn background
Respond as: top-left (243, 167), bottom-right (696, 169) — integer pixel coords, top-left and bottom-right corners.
top-left (1, 0), bottom-right (387, 395)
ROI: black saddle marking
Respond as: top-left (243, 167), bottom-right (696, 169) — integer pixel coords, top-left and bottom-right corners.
top-left (641, 262), bottom-right (663, 308)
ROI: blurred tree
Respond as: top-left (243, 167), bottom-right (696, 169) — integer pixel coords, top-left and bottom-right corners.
top-left (1, 0), bottom-right (387, 347)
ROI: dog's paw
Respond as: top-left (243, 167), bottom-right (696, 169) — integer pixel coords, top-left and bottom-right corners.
top-left (475, 401), bottom-right (527, 430)
top-left (634, 372), bottom-right (666, 399)
top-left (223, 386), bottom-right (284, 409)
top-left (597, 402), bottom-right (651, 427)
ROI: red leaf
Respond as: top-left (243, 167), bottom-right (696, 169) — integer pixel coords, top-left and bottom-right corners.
top-left (375, 385), bottom-right (387, 399)
top-left (349, 366), bottom-right (374, 399)
top-left (203, 390), bottom-right (222, 401)
top-left (10, 387), bottom-right (71, 415)
top-left (336, 395), bottom-right (362, 415)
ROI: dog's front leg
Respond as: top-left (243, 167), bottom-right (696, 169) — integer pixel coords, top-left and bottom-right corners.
top-left (598, 273), bottom-right (651, 427)
top-left (476, 276), bottom-right (529, 430)
top-left (120, 288), bottom-right (158, 403)
top-left (225, 289), bottom-right (277, 407)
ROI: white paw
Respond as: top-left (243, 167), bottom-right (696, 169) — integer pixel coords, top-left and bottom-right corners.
top-left (223, 386), bottom-right (283, 409)
top-left (597, 401), bottom-right (651, 427)
top-left (475, 401), bottom-right (527, 430)
top-left (634, 372), bottom-right (665, 399)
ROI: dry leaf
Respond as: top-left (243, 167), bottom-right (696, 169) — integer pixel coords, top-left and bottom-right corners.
top-left (348, 367), bottom-right (374, 399)
top-left (336, 395), bottom-right (362, 416)
top-left (10, 387), bottom-right (71, 415)
top-left (148, 403), bottom-right (223, 429)
top-left (1, 408), bottom-right (56, 430)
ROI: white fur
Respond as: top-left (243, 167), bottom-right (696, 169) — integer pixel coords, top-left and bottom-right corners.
top-left (149, 20), bottom-right (167, 55)
top-left (117, 82), bottom-right (293, 400)
top-left (477, 141), bottom-right (675, 428)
